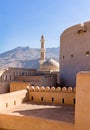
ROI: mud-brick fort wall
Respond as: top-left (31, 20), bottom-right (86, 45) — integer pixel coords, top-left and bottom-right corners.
top-left (29, 86), bottom-right (75, 105)
top-left (60, 21), bottom-right (90, 87)
top-left (0, 89), bottom-right (28, 110)
top-left (10, 82), bottom-right (75, 105)
top-left (15, 74), bottom-right (57, 87)
top-left (75, 71), bottom-right (90, 130)
top-left (0, 71), bottom-right (90, 130)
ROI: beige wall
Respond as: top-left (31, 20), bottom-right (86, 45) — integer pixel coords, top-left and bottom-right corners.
top-left (16, 74), bottom-right (57, 86)
top-left (75, 71), bottom-right (90, 130)
top-left (10, 82), bottom-right (30, 92)
top-left (0, 89), bottom-right (28, 110)
top-left (10, 82), bottom-right (75, 105)
top-left (0, 67), bottom-right (36, 93)
top-left (29, 86), bottom-right (75, 105)
top-left (0, 114), bottom-right (74, 130)
top-left (60, 21), bottom-right (90, 87)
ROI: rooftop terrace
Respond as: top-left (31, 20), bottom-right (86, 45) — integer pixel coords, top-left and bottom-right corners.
top-left (0, 102), bottom-right (75, 124)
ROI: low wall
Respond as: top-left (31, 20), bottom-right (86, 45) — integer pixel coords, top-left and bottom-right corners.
top-left (0, 114), bottom-right (75, 130)
top-left (0, 89), bottom-right (28, 110)
top-left (29, 86), bottom-right (75, 105)
top-left (29, 92), bottom-right (75, 105)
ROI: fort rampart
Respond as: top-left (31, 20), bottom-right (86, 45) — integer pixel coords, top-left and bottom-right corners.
top-left (60, 21), bottom-right (90, 87)
top-left (0, 84), bottom-right (75, 110)
top-left (0, 89), bottom-right (28, 110)
top-left (0, 71), bottom-right (90, 130)
top-left (29, 86), bottom-right (75, 105)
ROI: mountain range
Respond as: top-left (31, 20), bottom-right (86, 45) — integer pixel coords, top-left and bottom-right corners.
top-left (0, 46), bottom-right (59, 69)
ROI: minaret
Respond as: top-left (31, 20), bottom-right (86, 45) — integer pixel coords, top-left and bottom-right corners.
top-left (39, 35), bottom-right (46, 68)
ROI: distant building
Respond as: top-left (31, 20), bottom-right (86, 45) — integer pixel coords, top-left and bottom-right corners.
top-left (0, 67), bottom-right (36, 93)
top-left (0, 35), bottom-right (59, 93)
top-left (39, 35), bottom-right (59, 72)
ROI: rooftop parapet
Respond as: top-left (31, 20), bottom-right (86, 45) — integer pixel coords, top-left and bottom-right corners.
top-left (29, 86), bottom-right (75, 93)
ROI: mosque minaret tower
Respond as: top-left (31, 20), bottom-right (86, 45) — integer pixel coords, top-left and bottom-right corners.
top-left (39, 35), bottom-right (46, 68)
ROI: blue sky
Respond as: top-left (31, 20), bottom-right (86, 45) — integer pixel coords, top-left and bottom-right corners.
top-left (0, 0), bottom-right (90, 53)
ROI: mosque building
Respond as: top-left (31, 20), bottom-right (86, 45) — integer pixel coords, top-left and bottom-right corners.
top-left (0, 35), bottom-right (59, 93)
top-left (39, 35), bottom-right (59, 72)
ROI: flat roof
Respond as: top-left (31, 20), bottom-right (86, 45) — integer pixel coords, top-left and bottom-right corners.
top-left (0, 102), bottom-right (75, 124)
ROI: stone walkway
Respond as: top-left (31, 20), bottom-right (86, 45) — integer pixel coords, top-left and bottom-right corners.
top-left (0, 102), bottom-right (75, 124)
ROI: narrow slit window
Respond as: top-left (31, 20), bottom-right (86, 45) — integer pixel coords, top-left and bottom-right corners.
top-left (86, 51), bottom-right (90, 56)
top-left (6, 103), bottom-right (8, 108)
top-left (52, 97), bottom-right (54, 102)
top-left (14, 100), bottom-right (16, 105)
top-left (73, 99), bottom-right (75, 104)
top-left (31, 96), bottom-right (34, 100)
top-left (62, 98), bottom-right (64, 104)
top-left (70, 54), bottom-right (73, 58)
top-left (41, 97), bottom-right (43, 101)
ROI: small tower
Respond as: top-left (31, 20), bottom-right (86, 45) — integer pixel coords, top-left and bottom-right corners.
top-left (39, 35), bottom-right (46, 68)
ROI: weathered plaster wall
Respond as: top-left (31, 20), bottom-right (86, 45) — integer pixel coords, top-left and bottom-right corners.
top-left (0, 114), bottom-right (75, 130)
top-left (0, 89), bottom-right (28, 110)
top-left (60, 21), bottom-right (90, 87)
top-left (10, 82), bottom-right (30, 92)
top-left (10, 82), bottom-right (75, 105)
top-left (29, 86), bottom-right (75, 105)
top-left (15, 74), bottom-right (57, 87)
top-left (75, 71), bottom-right (90, 130)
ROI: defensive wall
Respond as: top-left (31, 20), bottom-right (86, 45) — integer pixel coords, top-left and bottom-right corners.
top-left (0, 114), bottom-right (74, 130)
top-left (0, 85), bottom-right (75, 130)
top-left (0, 71), bottom-right (90, 130)
top-left (60, 21), bottom-right (90, 87)
top-left (28, 86), bottom-right (75, 105)
top-left (0, 89), bottom-right (28, 110)
top-left (10, 82), bottom-right (75, 105)
top-left (75, 71), bottom-right (90, 130)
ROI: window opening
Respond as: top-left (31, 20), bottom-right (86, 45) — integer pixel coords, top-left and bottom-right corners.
top-left (62, 98), bottom-right (64, 104)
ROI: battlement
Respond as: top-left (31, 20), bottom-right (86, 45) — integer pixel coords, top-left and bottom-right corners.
top-left (28, 86), bottom-right (76, 93)
top-left (26, 86), bottom-right (76, 105)
top-left (61, 21), bottom-right (90, 40)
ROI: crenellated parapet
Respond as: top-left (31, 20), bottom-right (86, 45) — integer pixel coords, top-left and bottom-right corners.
top-left (28, 86), bottom-right (76, 105)
top-left (28, 85), bottom-right (76, 93)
